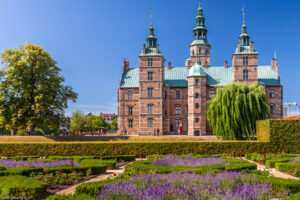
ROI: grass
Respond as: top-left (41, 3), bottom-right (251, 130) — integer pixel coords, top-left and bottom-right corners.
top-left (0, 136), bottom-right (221, 143)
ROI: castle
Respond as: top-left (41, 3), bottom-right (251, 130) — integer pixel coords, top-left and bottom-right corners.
top-left (117, 3), bottom-right (283, 136)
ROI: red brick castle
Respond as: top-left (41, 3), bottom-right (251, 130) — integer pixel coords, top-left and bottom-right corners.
top-left (117, 3), bottom-right (283, 136)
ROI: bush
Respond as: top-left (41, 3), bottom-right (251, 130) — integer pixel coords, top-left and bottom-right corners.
top-left (0, 167), bottom-right (44, 176)
top-left (81, 159), bottom-right (116, 169)
top-left (282, 192), bottom-right (300, 200)
top-left (0, 175), bottom-right (47, 199)
top-left (16, 129), bottom-right (27, 136)
top-left (102, 155), bottom-right (136, 162)
top-left (46, 194), bottom-right (95, 200)
top-left (266, 158), bottom-right (292, 168)
top-left (124, 158), bottom-right (256, 176)
top-left (75, 179), bottom-right (114, 197)
top-left (275, 162), bottom-right (300, 177)
top-left (47, 156), bottom-right (98, 161)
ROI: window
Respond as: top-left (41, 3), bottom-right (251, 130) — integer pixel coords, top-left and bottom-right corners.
top-left (243, 57), bottom-right (249, 65)
top-left (128, 106), bottom-right (133, 115)
top-left (199, 47), bottom-right (202, 54)
top-left (243, 69), bottom-right (249, 81)
top-left (176, 90), bottom-right (181, 99)
top-left (148, 104), bottom-right (153, 114)
top-left (195, 103), bottom-right (199, 109)
top-left (148, 58), bottom-right (153, 67)
top-left (128, 119), bottom-right (133, 128)
top-left (175, 119), bottom-right (182, 128)
top-left (175, 105), bottom-right (181, 115)
top-left (148, 72), bottom-right (153, 81)
top-left (147, 87), bottom-right (153, 98)
top-left (195, 118), bottom-right (199, 123)
top-left (195, 93), bottom-right (199, 99)
top-left (164, 90), bottom-right (168, 99)
top-left (164, 110), bottom-right (167, 115)
top-left (270, 105), bottom-right (275, 115)
top-left (148, 118), bottom-right (154, 127)
top-left (128, 91), bottom-right (133, 100)
top-left (270, 89), bottom-right (275, 98)
top-left (191, 50), bottom-right (194, 56)
top-left (205, 48), bottom-right (208, 55)
top-left (195, 79), bottom-right (199, 85)
top-left (209, 89), bottom-right (215, 99)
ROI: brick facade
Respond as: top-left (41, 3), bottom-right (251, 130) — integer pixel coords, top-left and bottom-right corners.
top-left (117, 4), bottom-right (283, 136)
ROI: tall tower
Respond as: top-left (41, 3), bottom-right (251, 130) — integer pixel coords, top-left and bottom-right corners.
top-left (187, 62), bottom-right (207, 136)
top-left (186, 1), bottom-right (211, 68)
top-left (232, 8), bottom-right (258, 84)
top-left (138, 23), bottom-right (165, 135)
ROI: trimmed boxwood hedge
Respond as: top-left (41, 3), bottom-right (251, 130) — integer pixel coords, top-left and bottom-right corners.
top-left (0, 175), bottom-right (48, 199)
top-left (282, 192), bottom-right (300, 200)
top-left (46, 194), bottom-right (95, 200)
top-left (266, 158), bottom-right (292, 168)
top-left (75, 179), bottom-right (114, 198)
top-left (275, 162), bottom-right (300, 177)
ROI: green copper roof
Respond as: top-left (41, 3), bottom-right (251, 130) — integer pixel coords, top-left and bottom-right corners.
top-left (188, 63), bottom-right (206, 77)
top-left (120, 65), bottom-right (280, 88)
top-left (191, 39), bottom-right (209, 45)
top-left (234, 46), bottom-right (258, 54)
top-left (139, 47), bottom-right (162, 56)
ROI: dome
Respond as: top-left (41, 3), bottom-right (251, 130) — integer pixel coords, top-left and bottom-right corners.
top-left (188, 62), bottom-right (206, 77)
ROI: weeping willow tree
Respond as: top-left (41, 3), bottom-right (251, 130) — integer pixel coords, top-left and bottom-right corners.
top-left (207, 82), bottom-right (270, 140)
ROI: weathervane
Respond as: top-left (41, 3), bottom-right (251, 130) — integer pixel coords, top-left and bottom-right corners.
top-left (149, 9), bottom-right (153, 25)
top-left (242, 5), bottom-right (245, 23)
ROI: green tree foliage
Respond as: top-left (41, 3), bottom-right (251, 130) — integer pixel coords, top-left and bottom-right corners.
top-left (110, 118), bottom-right (118, 131)
top-left (69, 111), bottom-right (86, 133)
top-left (207, 83), bottom-right (270, 140)
top-left (0, 43), bottom-right (77, 134)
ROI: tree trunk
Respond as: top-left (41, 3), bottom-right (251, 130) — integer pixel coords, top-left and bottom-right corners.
top-left (10, 129), bottom-right (15, 136)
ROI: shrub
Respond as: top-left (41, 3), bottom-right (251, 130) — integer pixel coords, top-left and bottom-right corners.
top-left (275, 162), bottom-right (300, 177)
top-left (101, 155), bottom-right (136, 162)
top-left (75, 179), bottom-right (114, 197)
top-left (46, 194), bottom-right (95, 200)
top-left (282, 192), bottom-right (300, 200)
top-left (0, 175), bottom-right (47, 199)
top-left (81, 159), bottom-right (116, 169)
top-left (47, 156), bottom-right (98, 161)
top-left (16, 130), bottom-right (27, 136)
top-left (266, 158), bottom-right (292, 168)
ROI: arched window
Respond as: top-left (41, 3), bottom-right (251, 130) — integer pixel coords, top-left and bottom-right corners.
top-left (175, 105), bottom-right (181, 115)
top-left (195, 118), bottom-right (199, 123)
top-left (195, 103), bottom-right (199, 109)
top-left (243, 69), bottom-right (249, 81)
top-left (148, 104), bottom-right (153, 114)
top-left (195, 93), bottom-right (199, 99)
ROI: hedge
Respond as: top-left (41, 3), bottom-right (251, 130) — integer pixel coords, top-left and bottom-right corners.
top-left (102, 155), bottom-right (136, 162)
top-left (81, 159), bottom-right (116, 169)
top-left (282, 192), bottom-right (300, 200)
top-left (124, 158), bottom-right (257, 176)
top-left (46, 194), bottom-right (95, 200)
top-left (75, 179), bottom-right (114, 198)
top-left (275, 162), bottom-right (300, 177)
top-left (266, 158), bottom-right (292, 168)
top-left (0, 175), bottom-right (48, 199)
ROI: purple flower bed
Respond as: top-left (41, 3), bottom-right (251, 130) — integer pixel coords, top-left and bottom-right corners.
top-left (97, 172), bottom-right (289, 200)
top-left (0, 159), bottom-right (80, 168)
top-left (150, 155), bottom-right (228, 167)
top-left (288, 157), bottom-right (300, 163)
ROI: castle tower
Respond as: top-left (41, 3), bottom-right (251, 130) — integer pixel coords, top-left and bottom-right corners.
top-left (232, 9), bottom-right (258, 84)
top-left (187, 62), bottom-right (207, 136)
top-left (138, 24), bottom-right (165, 135)
top-left (186, 1), bottom-right (211, 68)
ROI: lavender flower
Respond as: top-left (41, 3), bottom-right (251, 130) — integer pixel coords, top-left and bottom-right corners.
top-left (288, 157), bottom-right (300, 163)
top-left (150, 155), bottom-right (228, 167)
top-left (97, 172), bottom-right (289, 200)
top-left (0, 159), bottom-right (80, 168)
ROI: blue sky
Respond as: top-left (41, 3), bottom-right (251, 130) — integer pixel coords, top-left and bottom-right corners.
top-left (0, 0), bottom-right (299, 115)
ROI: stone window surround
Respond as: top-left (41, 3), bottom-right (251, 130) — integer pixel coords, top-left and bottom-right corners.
top-left (128, 119), bottom-right (133, 128)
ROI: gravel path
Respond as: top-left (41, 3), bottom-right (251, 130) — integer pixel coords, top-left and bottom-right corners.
top-left (55, 164), bottom-right (127, 195)
top-left (243, 158), bottom-right (299, 180)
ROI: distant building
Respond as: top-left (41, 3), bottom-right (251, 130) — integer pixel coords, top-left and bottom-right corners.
top-left (117, 3), bottom-right (283, 136)
top-left (100, 113), bottom-right (117, 123)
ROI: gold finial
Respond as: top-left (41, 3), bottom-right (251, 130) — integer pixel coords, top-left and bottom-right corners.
top-left (242, 5), bottom-right (245, 24)
top-left (149, 9), bottom-right (153, 26)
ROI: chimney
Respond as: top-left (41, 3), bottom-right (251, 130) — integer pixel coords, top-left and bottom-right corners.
top-left (123, 58), bottom-right (129, 73)
top-left (156, 44), bottom-right (159, 53)
top-left (237, 43), bottom-right (240, 53)
top-left (168, 62), bottom-right (171, 69)
top-left (225, 60), bottom-right (228, 68)
top-left (142, 44), bottom-right (146, 54)
top-left (250, 41), bottom-right (254, 52)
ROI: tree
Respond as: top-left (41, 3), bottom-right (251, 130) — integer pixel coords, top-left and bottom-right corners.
top-left (110, 118), bottom-right (118, 131)
top-left (0, 43), bottom-right (77, 135)
top-left (69, 111), bottom-right (85, 135)
top-left (207, 83), bottom-right (270, 140)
